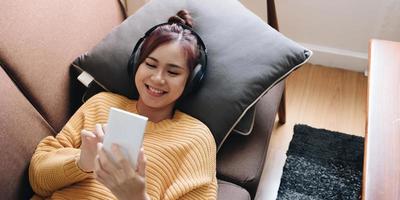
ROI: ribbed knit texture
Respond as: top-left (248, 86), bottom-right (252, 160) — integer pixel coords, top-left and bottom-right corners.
top-left (29, 92), bottom-right (217, 200)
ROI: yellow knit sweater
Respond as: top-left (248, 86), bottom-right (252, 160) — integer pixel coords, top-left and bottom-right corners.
top-left (29, 92), bottom-right (217, 200)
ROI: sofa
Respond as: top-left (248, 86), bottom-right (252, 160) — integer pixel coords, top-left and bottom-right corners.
top-left (0, 0), bottom-right (284, 199)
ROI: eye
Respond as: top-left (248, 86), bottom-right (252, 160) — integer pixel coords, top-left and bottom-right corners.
top-left (168, 71), bottom-right (180, 76)
top-left (145, 62), bottom-right (156, 68)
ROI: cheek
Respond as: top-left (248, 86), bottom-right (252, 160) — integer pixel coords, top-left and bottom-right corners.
top-left (134, 66), bottom-right (145, 87)
top-left (172, 76), bottom-right (189, 93)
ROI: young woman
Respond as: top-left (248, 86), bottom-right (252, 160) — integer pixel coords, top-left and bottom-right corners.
top-left (29, 10), bottom-right (217, 200)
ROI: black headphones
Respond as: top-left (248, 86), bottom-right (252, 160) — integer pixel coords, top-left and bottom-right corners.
top-left (127, 22), bottom-right (207, 97)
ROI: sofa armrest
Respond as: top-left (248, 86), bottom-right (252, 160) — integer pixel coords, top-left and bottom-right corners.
top-left (0, 67), bottom-right (54, 199)
top-left (216, 80), bottom-right (284, 198)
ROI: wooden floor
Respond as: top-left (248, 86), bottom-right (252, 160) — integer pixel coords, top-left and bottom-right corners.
top-left (255, 63), bottom-right (368, 200)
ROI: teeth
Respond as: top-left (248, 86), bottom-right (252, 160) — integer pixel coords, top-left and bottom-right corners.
top-left (149, 86), bottom-right (163, 94)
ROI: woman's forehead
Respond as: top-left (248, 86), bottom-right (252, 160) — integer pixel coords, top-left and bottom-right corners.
top-left (148, 42), bottom-right (188, 68)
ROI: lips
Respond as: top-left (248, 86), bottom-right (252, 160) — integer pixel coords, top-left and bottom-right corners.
top-left (145, 84), bottom-right (166, 97)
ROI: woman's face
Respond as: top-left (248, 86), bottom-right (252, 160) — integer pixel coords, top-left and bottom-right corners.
top-left (135, 41), bottom-right (189, 111)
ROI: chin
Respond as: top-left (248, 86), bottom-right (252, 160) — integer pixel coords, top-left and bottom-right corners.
top-left (141, 96), bottom-right (174, 109)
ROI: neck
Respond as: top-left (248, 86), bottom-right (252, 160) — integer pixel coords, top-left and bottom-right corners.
top-left (136, 98), bottom-right (174, 123)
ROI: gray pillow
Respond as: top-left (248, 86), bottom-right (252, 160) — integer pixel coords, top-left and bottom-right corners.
top-left (71, 0), bottom-right (311, 150)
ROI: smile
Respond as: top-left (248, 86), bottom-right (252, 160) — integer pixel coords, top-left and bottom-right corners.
top-left (146, 84), bottom-right (166, 96)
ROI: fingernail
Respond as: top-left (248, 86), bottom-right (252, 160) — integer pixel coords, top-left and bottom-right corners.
top-left (97, 143), bottom-right (102, 150)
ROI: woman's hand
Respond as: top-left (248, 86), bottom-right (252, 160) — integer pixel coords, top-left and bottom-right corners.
top-left (95, 143), bottom-right (149, 200)
top-left (78, 124), bottom-right (106, 172)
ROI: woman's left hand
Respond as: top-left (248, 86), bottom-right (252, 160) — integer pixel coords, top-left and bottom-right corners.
top-left (95, 143), bottom-right (149, 200)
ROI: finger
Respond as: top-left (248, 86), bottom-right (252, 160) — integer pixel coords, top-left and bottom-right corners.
top-left (94, 155), bottom-right (111, 186)
top-left (97, 143), bottom-right (118, 174)
top-left (81, 129), bottom-right (96, 138)
top-left (98, 124), bottom-right (107, 141)
top-left (137, 147), bottom-right (147, 177)
top-left (96, 142), bottom-right (103, 157)
top-left (102, 124), bottom-right (108, 132)
top-left (111, 144), bottom-right (135, 175)
top-left (81, 130), bottom-right (96, 146)
top-left (94, 155), bottom-right (101, 176)
top-left (95, 124), bottom-right (105, 140)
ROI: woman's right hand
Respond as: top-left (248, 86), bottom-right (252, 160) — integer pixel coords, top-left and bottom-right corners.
top-left (78, 124), bottom-right (106, 172)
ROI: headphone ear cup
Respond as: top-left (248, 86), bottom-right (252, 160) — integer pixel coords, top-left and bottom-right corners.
top-left (181, 63), bottom-right (199, 97)
top-left (133, 42), bottom-right (142, 68)
top-left (192, 48), bottom-right (207, 88)
top-left (182, 48), bottom-right (207, 96)
top-left (191, 63), bottom-right (203, 87)
top-left (128, 39), bottom-right (144, 79)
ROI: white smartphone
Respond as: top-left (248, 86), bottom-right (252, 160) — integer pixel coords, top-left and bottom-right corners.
top-left (103, 107), bottom-right (148, 167)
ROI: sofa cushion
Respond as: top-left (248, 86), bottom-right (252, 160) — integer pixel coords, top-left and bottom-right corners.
top-left (0, 67), bottom-right (54, 199)
top-left (71, 0), bottom-right (311, 149)
top-left (217, 81), bottom-right (284, 198)
top-left (217, 180), bottom-right (250, 200)
top-left (0, 0), bottom-right (125, 132)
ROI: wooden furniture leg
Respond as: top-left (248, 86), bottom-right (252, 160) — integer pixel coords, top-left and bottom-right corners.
top-left (266, 0), bottom-right (285, 124)
top-left (278, 81), bottom-right (286, 124)
top-left (267, 0), bottom-right (279, 31)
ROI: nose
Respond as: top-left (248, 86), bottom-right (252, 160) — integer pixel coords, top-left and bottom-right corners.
top-left (151, 70), bottom-right (166, 85)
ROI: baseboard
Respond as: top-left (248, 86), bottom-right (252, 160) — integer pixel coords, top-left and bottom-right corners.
top-left (300, 42), bottom-right (368, 73)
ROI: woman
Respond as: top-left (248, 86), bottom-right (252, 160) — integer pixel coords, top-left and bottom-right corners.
top-left (29, 10), bottom-right (217, 200)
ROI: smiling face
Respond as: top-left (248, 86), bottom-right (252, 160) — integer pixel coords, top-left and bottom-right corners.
top-left (135, 41), bottom-right (190, 114)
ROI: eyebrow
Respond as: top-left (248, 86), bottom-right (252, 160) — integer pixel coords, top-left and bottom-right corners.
top-left (147, 56), bottom-right (184, 69)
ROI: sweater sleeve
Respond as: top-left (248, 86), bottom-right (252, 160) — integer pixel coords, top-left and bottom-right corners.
top-left (28, 93), bottom-right (105, 197)
top-left (179, 128), bottom-right (218, 200)
top-left (164, 127), bottom-right (218, 200)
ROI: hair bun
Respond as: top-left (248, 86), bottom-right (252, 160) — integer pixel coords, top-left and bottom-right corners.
top-left (168, 9), bottom-right (193, 28)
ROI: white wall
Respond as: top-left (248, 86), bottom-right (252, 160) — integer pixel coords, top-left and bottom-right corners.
top-left (126, 0), bottom-right (149, 16)
top-left (126, 0), bottom-right (400, 72)
top-left (241, 0), bottom-right (400, 72)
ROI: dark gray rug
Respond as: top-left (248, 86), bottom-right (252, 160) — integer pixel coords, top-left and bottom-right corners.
top-left (277, 124), bottom-right (364, 200)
